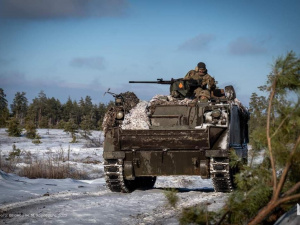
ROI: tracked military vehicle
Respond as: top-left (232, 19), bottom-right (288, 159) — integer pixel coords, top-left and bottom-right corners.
top-left (103, 78), bottom-right (249, 193)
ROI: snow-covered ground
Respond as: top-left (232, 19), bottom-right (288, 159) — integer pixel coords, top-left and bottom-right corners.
top-left (0, 128), bottom-right (228, 224)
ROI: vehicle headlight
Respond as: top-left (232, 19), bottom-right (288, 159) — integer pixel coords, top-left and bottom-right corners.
top-left (116, 111), bottom-right (124, 120)
top-left (211, 109), bottom-right (221, 118)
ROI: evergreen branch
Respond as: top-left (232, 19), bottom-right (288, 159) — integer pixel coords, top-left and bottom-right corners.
top-left (266, 74), bottom-right (278, 194)
top-left (283, 181), bottom-right (300, 197)
top-left (248, 193), bottom-right (300, 225)
top-left (274, 134), bottom-right (300, 200)
top-left (270, 114), bottom-right (290, 139)
top-left (277, 193), bottom-right (300, 205)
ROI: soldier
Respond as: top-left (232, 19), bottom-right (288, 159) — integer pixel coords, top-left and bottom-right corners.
top-left (184, 62), bottom-right (216, 101)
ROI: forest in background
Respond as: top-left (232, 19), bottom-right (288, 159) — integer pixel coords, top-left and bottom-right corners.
top-left (0, 89), bottom-right (114, 132)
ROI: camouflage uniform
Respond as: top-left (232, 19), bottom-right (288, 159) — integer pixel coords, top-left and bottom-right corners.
top-left (183, 64), bottom-right (216, 101)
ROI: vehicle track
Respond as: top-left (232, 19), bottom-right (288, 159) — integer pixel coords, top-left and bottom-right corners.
top-left (0, 190), bottom-right (109, 214)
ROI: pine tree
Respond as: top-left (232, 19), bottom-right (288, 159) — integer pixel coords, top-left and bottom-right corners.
top-left (64, 118), bottom-right (78, 143)
top-left (10, 91), bottom-right (28, 126)
top-left (0, 88), bottom-right (9, 127)
top-left (26, 98), bottom-right (39, 127)
top-left (219, 51), bottom-right (300, 225)
top-left (248, 92), bottom-right (267, 134)
top-left (62, 96), bottom-right (74, 122)
top-left (97, 103), bottom-right (107, 130)
top-left (6, 117), bottom-right (22, 137)
top-left (80, 116), bottom-right (93, 138)
top-left (248, 51), bottom-right (300, 225)
top-left (84, 96), bottom-right (93, 116)
top-left (25, 120), bottom-right (37, 139)
top-left (44, 97), bottom-right (60, 127)
top-left (248, 92), bottom-right (268, 166)
top-left (36, 90), bottom-right (48, 128)
top-left (73, 100), bottom-right (81, 125)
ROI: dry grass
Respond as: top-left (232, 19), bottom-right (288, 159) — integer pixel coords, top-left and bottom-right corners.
top-left (164, 188), bottom-right (179, 208)
top-left (0, 146), bottom-right (88, 179)
top-left (0, 146), bottom-right (22, 173)
top-left (18, 161), bottom-right (88, 179)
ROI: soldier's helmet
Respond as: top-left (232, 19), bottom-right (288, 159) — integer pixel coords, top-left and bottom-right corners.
top-left (197, 62), bottom-right (206, 69)
top-left (196, 62), bottom-right (207, 74)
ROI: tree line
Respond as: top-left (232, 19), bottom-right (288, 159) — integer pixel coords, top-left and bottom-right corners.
top-left (0, 89), bottom-right (114, 132)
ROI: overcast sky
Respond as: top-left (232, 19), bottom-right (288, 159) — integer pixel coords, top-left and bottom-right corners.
top-left (1, 0), bottom-right (300, 107)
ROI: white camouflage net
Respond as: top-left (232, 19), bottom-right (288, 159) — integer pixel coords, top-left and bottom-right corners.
top-left (121, 95), bottom-right (196, 130)
top-left (149, 95), bottom-right (194, 105)
top-left (120, 94), bottom-right (248, 131)
top-left (121, 101), bottom-right (150, 130)
top-left (121, 95), bottom-right (195, 130)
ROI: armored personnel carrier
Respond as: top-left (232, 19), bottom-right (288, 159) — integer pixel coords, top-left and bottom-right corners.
top-left (102, 78), bottom-right (249, 193)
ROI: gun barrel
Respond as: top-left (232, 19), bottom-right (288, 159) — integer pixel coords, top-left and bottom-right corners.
top-left (129, 81), bottom-right (160, 83)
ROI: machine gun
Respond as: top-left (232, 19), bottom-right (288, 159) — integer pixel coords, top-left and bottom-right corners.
top-left (129, 78), bottom-right (180, 85)
top-left (129, 78), bottom-right (203, 98)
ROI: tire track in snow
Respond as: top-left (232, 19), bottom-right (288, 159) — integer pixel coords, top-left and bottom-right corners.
top-left (0, 190), bottom-right (109, 213)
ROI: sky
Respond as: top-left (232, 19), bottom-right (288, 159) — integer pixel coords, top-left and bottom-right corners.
top-left (0, 0), bottom-right (300, 107)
